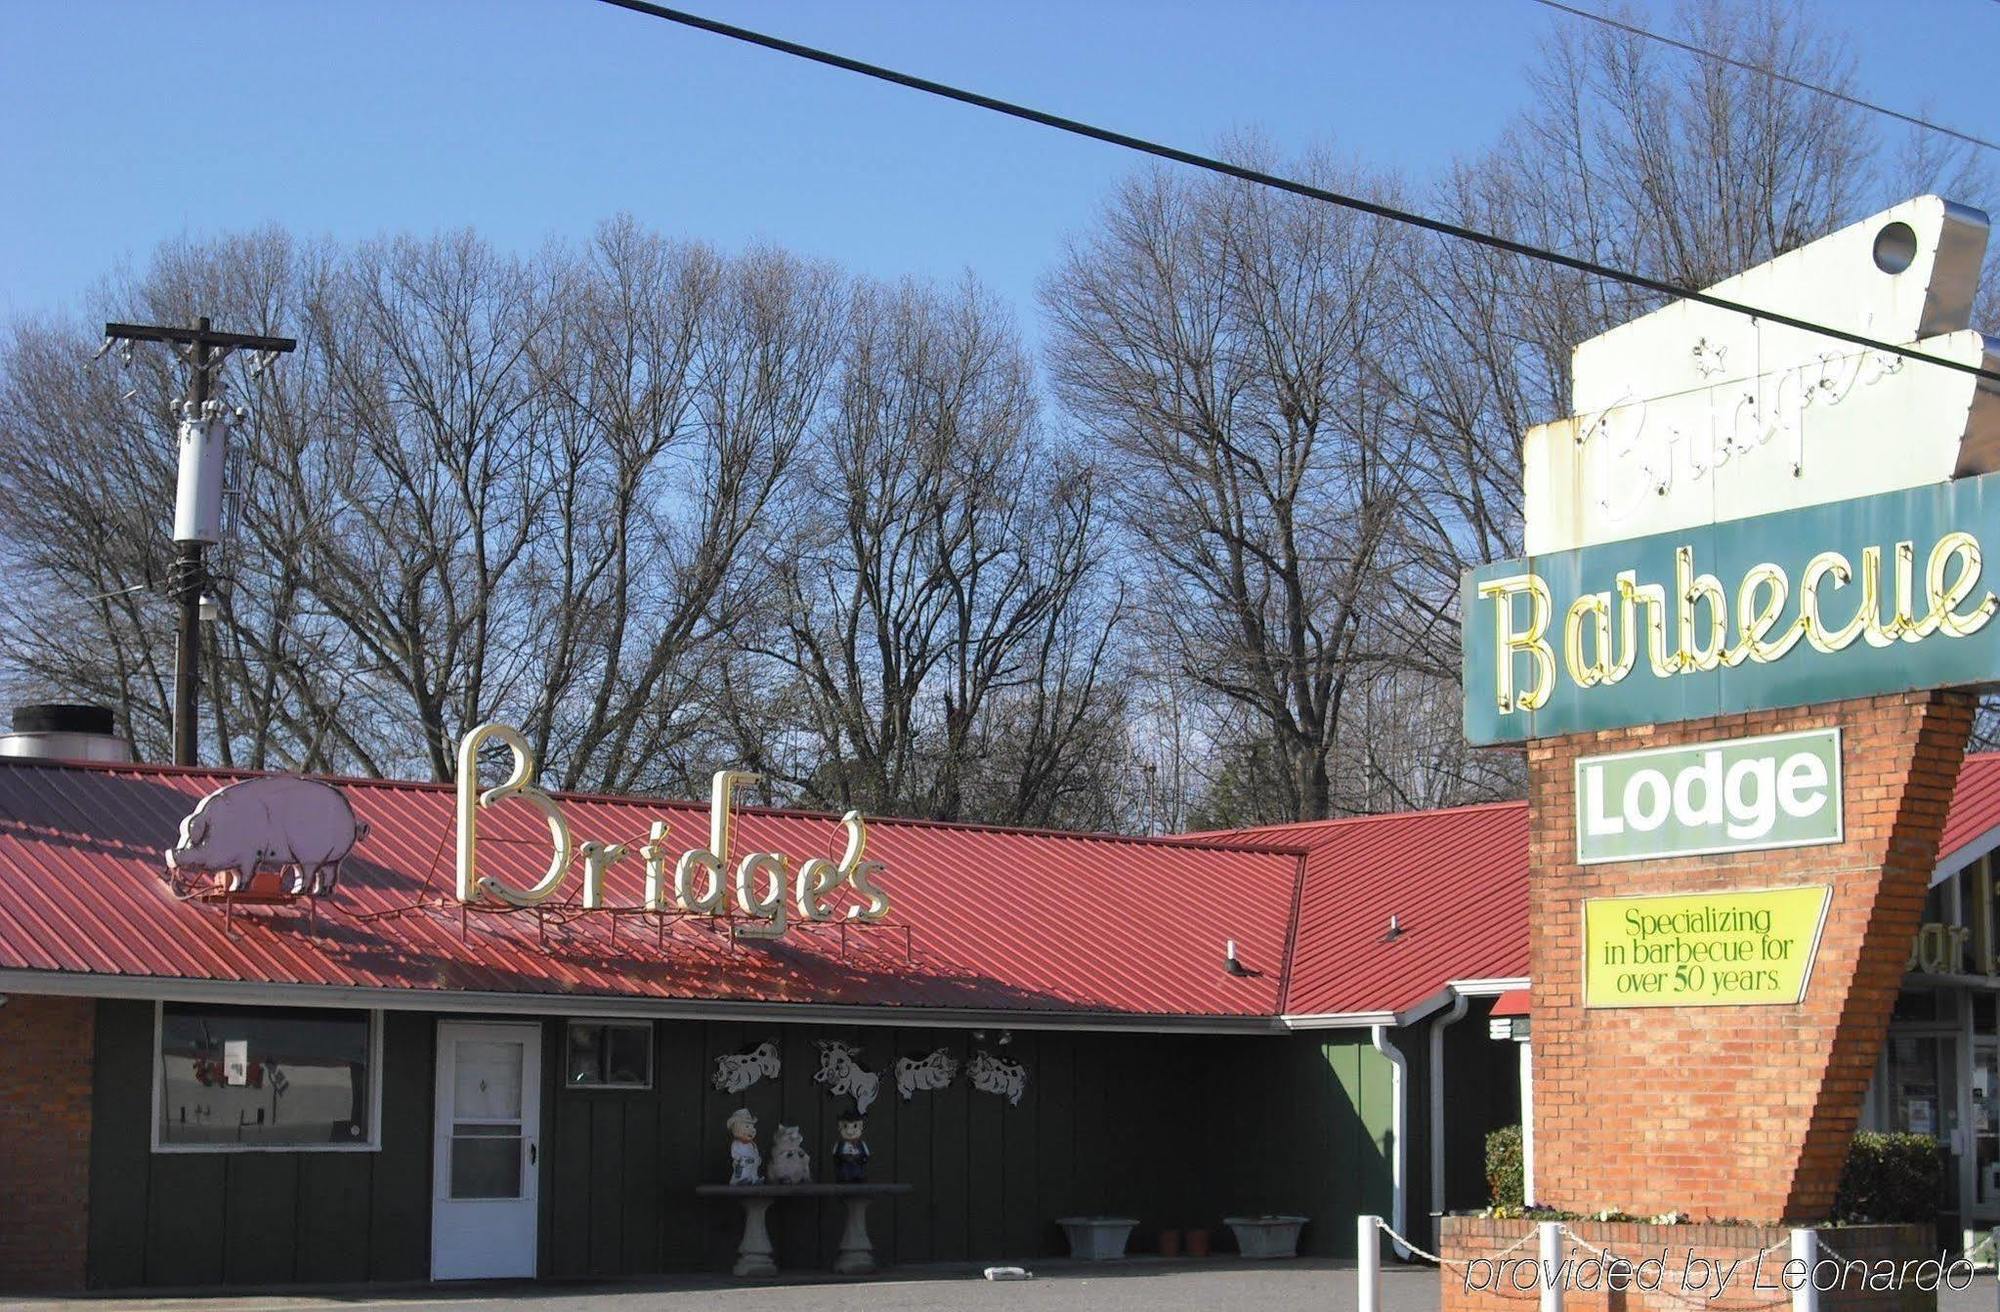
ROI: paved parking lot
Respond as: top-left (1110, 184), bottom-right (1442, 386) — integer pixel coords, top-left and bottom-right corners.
top-left (0, 1260), bottom-right (1412, 1312)
top-left (0, 1261), bottom-right (1989, 1312)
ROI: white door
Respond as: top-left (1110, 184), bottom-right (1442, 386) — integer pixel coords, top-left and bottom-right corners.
top-left (432, 1021), bottom-right (541, 1280)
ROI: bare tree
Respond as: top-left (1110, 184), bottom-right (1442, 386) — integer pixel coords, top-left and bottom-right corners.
top-left (728, 277), bottom-right (1125, 826)
top-left (1389, 0), bottom-right (1994, 778)
top-left (0, 224), bottom-right (843, 788)
top-left (1043, 153), bottom-right (1426, 822)
top-left (0, 226), bottom-right (1129, 827)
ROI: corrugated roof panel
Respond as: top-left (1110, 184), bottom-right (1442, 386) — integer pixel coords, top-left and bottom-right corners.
top-left (0, 760), bottom-right (1302, 1021)
top-left (12, 747), bottom-right (2000, 1025)
top-left (1239, 748), bottom-right (2000, 1020)
top-left (1229, 801), bottom-right (1531, 1018)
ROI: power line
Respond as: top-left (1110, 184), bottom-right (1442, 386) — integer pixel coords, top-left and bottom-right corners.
top-left (1529, 0), bottom-right (1998, 154)
top-left (592, 0), bottom-right (2000, 387)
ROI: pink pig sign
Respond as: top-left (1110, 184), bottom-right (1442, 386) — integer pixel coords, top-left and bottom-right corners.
top-left (165, 776), bottom-right (369, 896)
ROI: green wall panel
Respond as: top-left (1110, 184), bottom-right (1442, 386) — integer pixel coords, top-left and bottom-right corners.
top-left (90, 1001), bottom-right (1428, 1285)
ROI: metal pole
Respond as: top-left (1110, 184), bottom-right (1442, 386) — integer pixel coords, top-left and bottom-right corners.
top-left (1357, 1214), bottom-right (1380, 1312)
top-left (1790, 1227), bottom-right (1818, 1312)
top-left (1538, 1220), bottom-right (1563, 1312)
top-left (171, 316), bottom-right (211, 766)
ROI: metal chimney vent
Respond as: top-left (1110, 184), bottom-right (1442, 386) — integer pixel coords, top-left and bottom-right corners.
top-left (0, 703), bottom-right (131, 763)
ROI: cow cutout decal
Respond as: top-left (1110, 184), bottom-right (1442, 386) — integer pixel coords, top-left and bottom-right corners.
top-left (894, 1047), bottom-right (958, 1100)
top-left (967, 1050), bottom-right (1027, 1106)
top-left (165, 776), bottom-right (369, 896)
top-left (712, 1041), bottom-right (782, 1094)
top-left (814, 1039), bottom-right (880, 1114)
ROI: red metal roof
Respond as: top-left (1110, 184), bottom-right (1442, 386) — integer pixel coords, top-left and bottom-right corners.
top-left (1939, 752), bottom-right (2000, 870)
top-left (1221, 802), bottom-right (1532, 1018)
top-left (0, 759), bottom-right (1303, 1023)
top-left (1220, 750), bottom-right (2000, 1020)
top-left (12, 750), bottom-right (2000, 1025)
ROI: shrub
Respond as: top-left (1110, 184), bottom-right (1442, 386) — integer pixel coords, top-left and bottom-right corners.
top-left (1832, 1131), bottom-right (1943, 1224)
top-left (1486, 1124), bottom-right (1525, 1209)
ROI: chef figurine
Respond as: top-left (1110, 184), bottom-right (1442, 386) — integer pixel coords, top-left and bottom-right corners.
top-left (832, 1108), bottom-right (870, 1183)
top-left (726, 1107), bottom-right (762, 1185)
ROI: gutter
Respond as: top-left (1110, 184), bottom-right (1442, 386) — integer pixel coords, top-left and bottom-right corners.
top-left (0, 970), bottom-right (1290, 1036)
top-left (1370, 1024), bottom-right (1413, 1259)
top-left (1282, 976), bottom-right (1530, 1032)
top-left (1428, 988), bottom-right (1471, 1252)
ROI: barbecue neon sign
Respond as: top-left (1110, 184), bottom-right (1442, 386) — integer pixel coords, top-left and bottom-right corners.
top-left (454, 721), bottom-right (889, 939)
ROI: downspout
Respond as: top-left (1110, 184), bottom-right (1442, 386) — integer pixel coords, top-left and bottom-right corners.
top-left (1371, 1024), bottom-right (1412, 1259)
top-left (1428, 990), bottom-right (1470, 1251)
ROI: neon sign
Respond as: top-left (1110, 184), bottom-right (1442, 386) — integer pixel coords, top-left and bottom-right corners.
top-left (454, 722), bottom-right (889, 938)
top-left (1461, 472), bottom-right (2000, 745)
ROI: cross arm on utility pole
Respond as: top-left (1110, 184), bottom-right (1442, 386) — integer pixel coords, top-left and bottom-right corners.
top-left (103, 321), bottom-right (298, 354)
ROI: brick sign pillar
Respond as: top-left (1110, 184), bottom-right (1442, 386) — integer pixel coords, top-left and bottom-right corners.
top-left (1526, 690), bottom-right (1974, 1220)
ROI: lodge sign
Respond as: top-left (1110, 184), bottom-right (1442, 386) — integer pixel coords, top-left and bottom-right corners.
top-left (456, 722), bottom-right (890, 939)
top-left (1463, 470), bottom-right (2000, 745)
top-left (1575, 729), bottom-right (1842, 865)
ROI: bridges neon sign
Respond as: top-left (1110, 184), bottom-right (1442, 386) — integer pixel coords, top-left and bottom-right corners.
top-left (453, 722), bottom-right (889, 939)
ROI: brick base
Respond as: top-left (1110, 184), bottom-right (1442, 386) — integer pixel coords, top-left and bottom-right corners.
top-left (1440, 1218), bottom-right (1938, 1312)
top-left (1528, 692), bottom-right (1975, 1221)
top-left (0, 993), bottom-right (93, 1291)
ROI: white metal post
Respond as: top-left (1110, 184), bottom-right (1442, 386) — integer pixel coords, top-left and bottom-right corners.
top-left (1520, 1038), bottom-right (1536, 1206)
top-left (1358, 1215), bottom-right (1381, 1312)
top-left (1790, 1228), bottom-right (1818, 1312)
top-left (1538, 1220), bottom-right (1563, 1312)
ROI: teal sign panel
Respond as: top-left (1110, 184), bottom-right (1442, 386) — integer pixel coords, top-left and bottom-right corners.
top-left (1574, 729), bottom-right (1842, 864)
top-left (1463, 471), bottom-right (2000, 745)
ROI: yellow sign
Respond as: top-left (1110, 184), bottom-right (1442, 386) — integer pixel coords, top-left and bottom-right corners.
top-left (1582, 886), bottom-right (1830, 1008)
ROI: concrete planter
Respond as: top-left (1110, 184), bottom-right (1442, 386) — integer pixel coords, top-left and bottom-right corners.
top-left (1224, 1215), bottom-right (1309, 1258)
top-left (1056, 1216), bottom-right (1138, 1261)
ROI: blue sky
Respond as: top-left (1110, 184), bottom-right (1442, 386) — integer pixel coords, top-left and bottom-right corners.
top-left (3, 0), bottom-right (1996, 334)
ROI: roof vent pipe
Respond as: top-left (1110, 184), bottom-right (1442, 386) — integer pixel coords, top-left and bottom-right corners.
top-left (0, 703), bottom-right (132, 764)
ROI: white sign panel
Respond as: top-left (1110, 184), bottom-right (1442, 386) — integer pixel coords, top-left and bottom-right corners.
top-left (1574, 729), bottom-right (1843, 865)
top-left (223, 1039), bottom-right (250, 1087)
top-left (1523, 196), bottom-right (1998, 555)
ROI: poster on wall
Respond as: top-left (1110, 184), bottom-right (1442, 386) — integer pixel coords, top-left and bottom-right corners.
top-left (223, 1039), bottom-right (249, 1086)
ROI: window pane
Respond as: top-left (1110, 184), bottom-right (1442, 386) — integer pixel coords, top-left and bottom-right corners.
top-left (453, 1041), bottom-right (523, 1119)
top-left (605, 1026), bottom-right (650, 1085)
top-left (450, 1133), bottom-right (523, 1198)
top-left (565, 1025), bottom-right (603, 1086)
top-left (565, 1022), bottom-right (651, 1087)
top-left (158, 1003), bottom-right (372, 1148)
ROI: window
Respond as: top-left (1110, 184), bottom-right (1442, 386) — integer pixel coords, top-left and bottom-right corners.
top-left (565, 1021), bottom-right (652, 1088)
top-left (155, 1003), bottom-right (378, 1151)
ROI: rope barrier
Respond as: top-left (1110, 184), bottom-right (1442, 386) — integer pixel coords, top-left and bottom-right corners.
top-left (1366, 1216), bottom-right (1816, 1312)
top-left (1371, 1217), bottom-right (1537, 1269)
top-left (1368, 1219), bottom-right (1543, 1302)
top-left (1550, 1224), bottom-right (1791, 1312)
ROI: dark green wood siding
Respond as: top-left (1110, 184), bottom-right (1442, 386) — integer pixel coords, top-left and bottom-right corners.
top-left (1194, 1031), bottom-right (1402, 1258)
top-left (86, 1000), bottom-right (433, 1290)
top-left (89, 1002), bottom-right (1417, 1286)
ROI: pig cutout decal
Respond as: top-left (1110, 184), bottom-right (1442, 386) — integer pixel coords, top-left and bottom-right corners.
top-left (166, 776), bottom-right (369, 896)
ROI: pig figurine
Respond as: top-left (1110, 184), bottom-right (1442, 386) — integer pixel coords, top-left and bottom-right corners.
top-left (165, 776), bottom-right (368, 895)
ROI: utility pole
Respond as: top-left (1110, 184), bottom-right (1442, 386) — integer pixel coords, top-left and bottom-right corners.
top-left (102, 317), bottom-right (296, 766)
